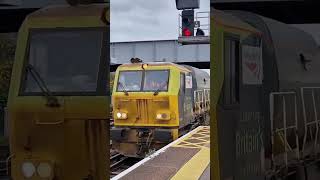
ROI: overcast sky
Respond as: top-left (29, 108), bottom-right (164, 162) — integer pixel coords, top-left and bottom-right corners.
top-left (110, 0), bottom-right (210, 42)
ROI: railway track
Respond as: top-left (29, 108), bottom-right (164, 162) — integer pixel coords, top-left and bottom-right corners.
top-left (109, 116), bottom-right (140, 178)
top-left (0, 160), bottom-right (6, 178)
top-left (0, 145), bottom-right (9, 178)
top-left (108, 115), bottom-right (210, 178)
top-left (110, 152), bottom-right (141, 178)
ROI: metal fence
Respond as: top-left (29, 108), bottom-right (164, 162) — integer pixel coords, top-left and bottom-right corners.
top-left (195, 11), bottom-right (210, 35)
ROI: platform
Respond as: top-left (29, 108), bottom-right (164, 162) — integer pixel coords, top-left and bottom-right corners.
top-left (111, 126), bottom-right (210, 180)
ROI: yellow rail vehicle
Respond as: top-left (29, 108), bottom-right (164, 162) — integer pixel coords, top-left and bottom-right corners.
top-left (111, 62), bottom-right (210, 157)
top-left (7, 3), bottom-right (110, 180)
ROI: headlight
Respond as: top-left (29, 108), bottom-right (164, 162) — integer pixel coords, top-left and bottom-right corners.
top-left (121, 113), bottom-right (127, 119)
top-left (156, 113), bottom-right (170, 120)
top-left (116, 112), bottom-right (127, 119)
top-left (37, 162), bottom-right (52, 178)
top-left (116, 112), bottom-right (122, 118)
top-left (22, 162), bottom-right (36, 178)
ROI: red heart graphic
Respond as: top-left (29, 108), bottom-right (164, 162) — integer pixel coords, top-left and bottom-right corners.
top-left (245, 62), bottom-right (257, 72)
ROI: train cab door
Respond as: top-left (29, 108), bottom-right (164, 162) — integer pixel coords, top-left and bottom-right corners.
top-left (217, 34), bottom-right (240, 180)
top-left (237, 35), bottom-right (264, 180)
top-left (179, 72), bottom-right (193, 128)
top-left (218, 34), bottom-right (264, 180)
top-left (178, 73), bottom-right (186, 127)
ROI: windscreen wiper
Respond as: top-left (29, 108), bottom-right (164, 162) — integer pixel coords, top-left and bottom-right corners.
top-left (153, 88), bottom-right (161, 96)
top-left (118, 82), bottom-right (129, 96)
top-left (153, 83), bottom-right (167, 96)
top-left (26, 64), bottom-right (60, 107)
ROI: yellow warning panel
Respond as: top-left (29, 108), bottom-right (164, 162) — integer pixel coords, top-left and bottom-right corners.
top-left (172, 126), bottom-right (210, 148)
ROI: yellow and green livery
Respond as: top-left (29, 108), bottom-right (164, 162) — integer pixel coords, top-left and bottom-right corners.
top-left (7, 3), bottom-right (110, 180)
top-left (111, 62), bottom-right (210, 157)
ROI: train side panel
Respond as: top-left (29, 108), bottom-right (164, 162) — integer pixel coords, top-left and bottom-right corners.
top-left (211, 9), bottom-right (265, 180)
top-left (214, 9), bottom-right (320, 180)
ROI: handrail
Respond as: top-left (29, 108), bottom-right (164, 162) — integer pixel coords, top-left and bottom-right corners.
top-left (301, 87), bottom-right (320, 157)
top-left (270, 91), bottom-right (299, 169)
top-left (6, 154), bottom-right (14, 176)
top-left (35, 118), bottom-right (64, 125)
top-left (194, 89), bottom-right (210, 115)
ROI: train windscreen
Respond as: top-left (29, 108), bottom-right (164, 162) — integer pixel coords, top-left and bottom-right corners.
top-left (117, 70), bottom-right (169, 92)
top-left (21, 28), bottom-right (105, 95)
top-left (117, 71), bottom-right (143, 92)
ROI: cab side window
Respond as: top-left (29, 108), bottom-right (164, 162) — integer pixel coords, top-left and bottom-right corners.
top-left (224, 36), bottom-right (240, 105)
top-left (180, 73), bottom-right (185, 93)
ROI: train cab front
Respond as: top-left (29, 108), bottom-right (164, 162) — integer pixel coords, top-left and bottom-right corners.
top-left (7, 3), bottom-right (109, 180)
top-left (111, 63), bottom-right (181, 157)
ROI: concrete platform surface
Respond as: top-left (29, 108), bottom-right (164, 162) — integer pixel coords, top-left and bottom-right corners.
top-left (112, 126), bottom-right (210, 180)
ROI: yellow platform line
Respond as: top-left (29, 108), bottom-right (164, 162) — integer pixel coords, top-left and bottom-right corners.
top-left (170, 147), bottom-right (210, 180)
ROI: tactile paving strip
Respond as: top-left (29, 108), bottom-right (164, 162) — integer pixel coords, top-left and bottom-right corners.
top-left (199, 163), bottom-right (210, 180)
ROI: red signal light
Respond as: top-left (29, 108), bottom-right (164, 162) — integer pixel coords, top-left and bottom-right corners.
top-left (183, 28), bottom-right (192, 36)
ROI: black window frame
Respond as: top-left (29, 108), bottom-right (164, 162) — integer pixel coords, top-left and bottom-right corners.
top-left (223, 33), bottom-right (240, 106)
top-left (116, 70), bottom-right (143, 92)
top-left (180, 72), bottom-right (185, 94)
top-left (116, 69), bottom-right (170, 92)
top-left (18, 27), bottom-right (109, 96)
